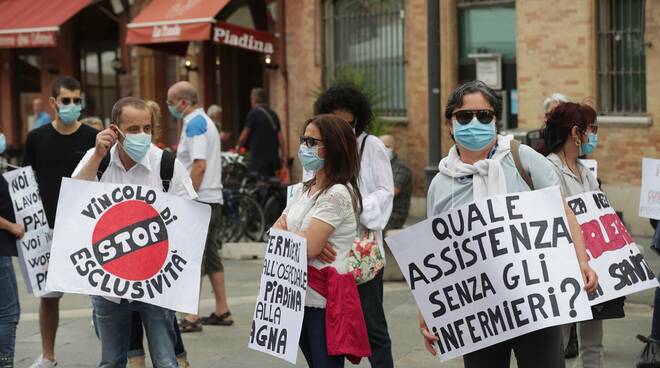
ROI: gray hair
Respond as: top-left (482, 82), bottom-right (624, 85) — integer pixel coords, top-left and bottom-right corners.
top-left (111, 97), bottom-right (149, 126)
top-left (543, 93), bottom-right (571, 113)
top-left (444, 80), bottom-right (502, 121)
top-left (207, 104), bottom-right (222, 117)
top-left (251, 88), bottom-right (268, 105)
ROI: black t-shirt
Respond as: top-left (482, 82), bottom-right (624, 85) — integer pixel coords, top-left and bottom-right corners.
top-left (245, 106), bottom-right (281, 168)
top-left (22, 123), bottom-right (97, 227)
top-left (0, 175), bottom-right (17, 257)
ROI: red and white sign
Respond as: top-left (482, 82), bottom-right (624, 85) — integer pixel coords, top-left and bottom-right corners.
top-left (127, 22), bottom-right (211, 44)
top-left (47, 178), bottom-right (211, 314)
top-left (213, 22), bottom-right (275, 54)
top-left (567, 191), bottom-right (659, 305)
top-left (0, 32), bottom-right (56, 48)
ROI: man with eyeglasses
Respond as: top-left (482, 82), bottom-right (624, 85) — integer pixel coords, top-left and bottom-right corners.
top-left (23, 76), bottom-right (98, 368)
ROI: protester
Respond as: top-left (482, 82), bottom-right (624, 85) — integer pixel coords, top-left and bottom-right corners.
top-left (207, 104), bottom-right (230, 144)
top-left (273, 114), bottom-right (370, 367)
top-left (125, 100), bottom-right (189, 368)
top-left (23, 76), bottom-right (98, 368)
top-left (80, 117), bottom-right (104, 131)
top-left (379, 134), bottom-right (412, 231)
top-left (72, 96), bottom-right (195, 367)
top-left (313, 83), bottom-right (395, 368)
top-left (0, 132), bottom-right (25, 368)
top-left (167, 81), bottom-right (232, 331)
top-left (30, 98), bottom-right (52, 130)
top-left (236, 88), bottom-right (287, 177)
top-left (543, 93), bottom-right (571, 116)
top-left (421, 80), bottom-right (598, 368)
top-left (637, 218), bottom-right (660, 368)
top-left (543, 101), bottom-right (610, 368)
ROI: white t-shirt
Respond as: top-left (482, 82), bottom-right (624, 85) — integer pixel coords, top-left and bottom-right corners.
top-left (177, 108), bottom-right (222, 204)
top-left (283, 184), bottom-right (357, 308)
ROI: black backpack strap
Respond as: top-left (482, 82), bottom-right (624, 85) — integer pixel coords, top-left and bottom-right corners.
top-left (359, 134), bottom-right (369, 159)
top-left (97, 153), bottom-right (111, 181)
top-left (160, 150), bottom-right (176, 192)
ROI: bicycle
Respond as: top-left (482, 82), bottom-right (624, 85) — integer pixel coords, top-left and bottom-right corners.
top-left (218, 189), bottom-right (265, 243)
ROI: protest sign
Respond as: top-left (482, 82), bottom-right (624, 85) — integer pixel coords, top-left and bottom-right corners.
top-left (248, 229), bottom-right (307, 364)
top-left (568, 191), bottom-right (658, 304)
top-left (579, 159), bottom-right (598, 180)
top-left (640, 158), bottom-right (660, 220)
top-left (4, 167), bottom-right (52, 296)
top-left (47, 178), bottom-right (210, 314)
top-left (386, 186), bottom-right (592, 361)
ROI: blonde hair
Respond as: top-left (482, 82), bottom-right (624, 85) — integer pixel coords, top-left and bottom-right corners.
top-left (145, 100), bottom-right (162, 139)
top-left (80, 116), bottom-right (104, 131)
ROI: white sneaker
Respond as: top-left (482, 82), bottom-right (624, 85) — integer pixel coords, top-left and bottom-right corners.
top-left (28, 356), bottom-right (58, 368)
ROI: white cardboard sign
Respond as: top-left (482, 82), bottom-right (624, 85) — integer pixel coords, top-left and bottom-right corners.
top-left (386, 186), bottom-right (593, 361)
top-left (47, 178), bottom-right (210, 314)
top-left (248, 229), bottom-right (307, 364)
top-left (640, 158), bottom-right (660, 220)
top-left (568, 191), bottom-right (659, 304)
top-left (4, 167), bottom-right (52, 297)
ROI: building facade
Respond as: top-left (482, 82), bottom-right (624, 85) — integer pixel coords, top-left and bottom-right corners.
top-left (0, 0), bottom-right (657, 235)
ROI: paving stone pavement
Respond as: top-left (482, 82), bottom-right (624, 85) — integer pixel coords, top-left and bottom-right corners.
top-left (11, 237), bottom-right (659, 367)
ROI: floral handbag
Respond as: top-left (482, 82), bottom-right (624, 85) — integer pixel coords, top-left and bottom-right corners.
top-left (347, 227), bottom-right (384, 284)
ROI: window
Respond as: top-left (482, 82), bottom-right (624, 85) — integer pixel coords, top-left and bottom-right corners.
top-left (459, 5), bottom-right (516, 62)
top-left (81, 46), bottom-right (120, 123)
top-left (323, 0), bottom-right (406, 117)
top-left (597, 0), bottom-right (646, 114)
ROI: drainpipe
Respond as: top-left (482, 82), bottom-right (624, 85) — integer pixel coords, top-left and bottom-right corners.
top-left (425, 0), bottom-right (441, 189)
top-left (277, 0), bottom-right (290, 168)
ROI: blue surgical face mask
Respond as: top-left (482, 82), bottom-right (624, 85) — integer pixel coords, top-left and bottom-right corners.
top-left (168, 101), bottom-right (185, 120)
top-left (57, 104), bottom-right (82, 125)
top-left (298, 145), bottom-right (325, 172)
top-left (384, 147), bottom-right (394, 160)
top-left (452, 118), bottom-right (496, 152)
top-left (121, 133), bottom-right (152, 163)
top-left (0, 134), bottom-right (6, 155)
top-left (581, 132), bottom-right (598, 155)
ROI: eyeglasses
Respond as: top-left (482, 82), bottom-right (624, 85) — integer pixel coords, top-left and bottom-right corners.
top-left (452, 109), bottom-right (495, 125)
top-left (59, 97), bottom-right (82, 105)
top-left (300, 136), bottom-right (323, 148)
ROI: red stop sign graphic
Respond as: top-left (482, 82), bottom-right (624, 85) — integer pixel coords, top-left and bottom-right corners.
top-left (92, 200), bottom-right (168, 281)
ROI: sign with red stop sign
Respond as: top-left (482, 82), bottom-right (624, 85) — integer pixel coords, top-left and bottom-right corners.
top-left (47, 178), bottom-right (211, 314)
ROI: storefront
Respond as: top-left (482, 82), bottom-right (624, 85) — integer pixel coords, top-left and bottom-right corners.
top-left (127, 0), bottom-right (279, 148)
top-left (0, 0), bottom-right (126, 149)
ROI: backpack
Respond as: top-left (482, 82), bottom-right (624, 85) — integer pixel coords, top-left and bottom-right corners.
top-left (96, 150), bottom-right (176, 192)
top-left (510, 139), bottom-right (534, 190)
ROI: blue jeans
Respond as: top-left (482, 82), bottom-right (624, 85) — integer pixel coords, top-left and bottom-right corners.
top-left (299, 307), bottom-right (344, 368)
top-left (91, 296), bottom-right (178, 368)
top-left (0, 257), bottom-right (19, 368)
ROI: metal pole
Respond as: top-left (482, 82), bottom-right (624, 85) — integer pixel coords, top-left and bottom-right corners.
top-left (425, 0), bottom-right (441, 189)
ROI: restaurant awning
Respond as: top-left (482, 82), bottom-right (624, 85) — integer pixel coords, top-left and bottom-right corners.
top-left (126, 0), bottom-right (230, 45)
top-left (0, 0), bottom-right (90, 48)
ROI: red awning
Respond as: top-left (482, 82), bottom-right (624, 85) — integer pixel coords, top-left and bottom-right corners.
top-left (0, 0), bottom-right (90, 48)
top-left (126, 0), bottom-right (230, 45)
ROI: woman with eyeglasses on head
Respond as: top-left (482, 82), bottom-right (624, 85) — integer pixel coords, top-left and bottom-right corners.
top-left (273, 114), bottom-right (370, 368)
top-left (421, 81), bottom-right (598, 368)
top-left (543, 102), bottom-right (610, 368)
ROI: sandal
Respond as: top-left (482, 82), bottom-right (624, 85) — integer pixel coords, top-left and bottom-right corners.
top-left (178, 318), bottom-right (203, 333)
top-left (200, 311), bottom-right (234, 326)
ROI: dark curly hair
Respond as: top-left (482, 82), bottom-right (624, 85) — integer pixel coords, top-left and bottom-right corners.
top-left (313, 82), bottom-right (374, 136)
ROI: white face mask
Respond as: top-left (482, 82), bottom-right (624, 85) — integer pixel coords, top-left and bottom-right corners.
top-left (384, 147), bottom-right (394, 160)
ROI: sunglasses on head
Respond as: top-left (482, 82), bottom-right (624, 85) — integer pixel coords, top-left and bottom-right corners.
top-left (452, 109), bottom-right (495, 125)
top-left (59, 97), bottom-right (82, 105)
top-left (300, 136), bottom-right (323, 148)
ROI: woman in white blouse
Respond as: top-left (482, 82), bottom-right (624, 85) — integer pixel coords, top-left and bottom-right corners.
top-left (543, 102), bottom-right (605, 368)
top-left (274, 115), bottom-right (364, 368)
